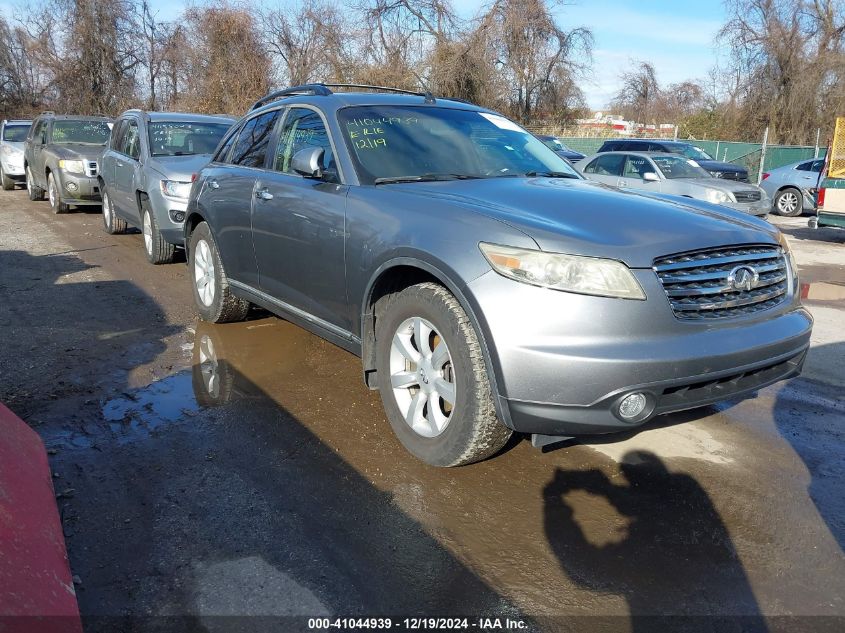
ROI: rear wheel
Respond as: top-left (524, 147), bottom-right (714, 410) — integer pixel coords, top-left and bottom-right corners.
top-left (188, 221), bottom-right (250, 323)
top-left (774, 187), bottom-right (803, 217)
top-left (141, 198), bottom-right (176, 264)
top-left (1, 165), bottom-right (15, 190)
top-left (375, 282), bottom-right (511, 467)
top-left (101, 187), bottom-right (127, 234)
top-left (47, 173), bottom-right (69, 214)
top-left (26, 166), bottom-right (44, 201)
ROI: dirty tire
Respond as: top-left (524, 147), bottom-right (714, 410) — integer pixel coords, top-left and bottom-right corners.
top-left (1, 166), bottom-right (14, 190)
top-left (101, 187), bottom-right (127, 235)
top-left (188, 221), bottom-right (250, 323)
top-left (774, 187), bottom-right (803, 217)
top-left (26, 166), bottom-right (44, 201)
top-left (375, 282), bottom-right (511, 467)
top-left (47, 173), bottom-right (69, 214)
top-left (142, 198), bottom-right (175, 264)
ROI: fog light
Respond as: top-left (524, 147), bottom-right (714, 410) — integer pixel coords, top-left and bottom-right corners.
top-left (65, 182), bottom-right (78, 192)
top-left (618, 393), bottom-right (647, 420)
top-left (169, 210), bottom-right (185, 223)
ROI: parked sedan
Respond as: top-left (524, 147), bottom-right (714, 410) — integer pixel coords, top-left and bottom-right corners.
top-left (183, 86), bottom-right (809, 467)
top-left (0, 119), bottom-right (32, 190)
top-left (536, 135), bottom-right (585, 162)
top-left (577, 152), bottom-right (770, 217)
top-left (760, 158), bottom-right (825, 216)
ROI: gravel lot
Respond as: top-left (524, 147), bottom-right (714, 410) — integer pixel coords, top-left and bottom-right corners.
top-left (1, 189), bottom-right (843, 632)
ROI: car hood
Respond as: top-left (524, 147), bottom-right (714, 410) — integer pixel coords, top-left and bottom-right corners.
top-left (674, 178), bottom-right (767, 197)
top-left (51, 144), bottom-right (106, 161)
top-left (386, 177), bottom-right (778, 268)
top-left (147, 154), bottom-right (214, 181)
top-left (696, 159), bottom-right (747, 174)
top-left (2, 141), bottom-right (25, 154)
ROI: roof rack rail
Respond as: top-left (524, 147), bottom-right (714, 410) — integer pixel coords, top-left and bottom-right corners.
top-left (250, 82), bottom-right (439, 111)
top-left (250, 84), bottom-right (333, 111)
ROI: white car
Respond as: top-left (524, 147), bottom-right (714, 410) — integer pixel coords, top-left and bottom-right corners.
top-left (576, 151), bottom-right (770, 217)
top-left (0, 119), bottom-right (32, 190)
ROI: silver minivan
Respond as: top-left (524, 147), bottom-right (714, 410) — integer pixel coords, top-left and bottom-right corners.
top-left (577, 152), bottom-right (770, 217)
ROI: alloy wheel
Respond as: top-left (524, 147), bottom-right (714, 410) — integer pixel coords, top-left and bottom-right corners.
top-left (102, 192), bottom-right (112, 228)
top-left (389, 316), bottom-right (456, 438)
top-left (143, 211), bottom-right (153, 254)
top-left (26, 168), bottom-right (32, 196)
top-left (194, 239), bottom-right (216, 307)
top-left (197, 334), bottom-right (219, 397)
top-left (48, 175), bottom-right (56, 208)
top-left (778, 191), bottom-right (799, 215)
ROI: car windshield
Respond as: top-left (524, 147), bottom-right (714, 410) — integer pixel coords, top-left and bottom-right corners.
top-left (337, 105), bottom-right (580, 184)
top-left (652, 155), bottom-right (712, 179)
top-left (676, 144), bottom-right (714, 161)
top-left (51, 121), bottom-right (111, 145)
top-left (2, 124), bottom-right (30, 142)
top-left (148, 121), bottom-right (232, 156)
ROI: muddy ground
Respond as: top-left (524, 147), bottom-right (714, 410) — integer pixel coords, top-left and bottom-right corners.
top-left (1, 188), bottom-right (843, 633)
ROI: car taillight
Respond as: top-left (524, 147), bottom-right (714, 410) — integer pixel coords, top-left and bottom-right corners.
top-left (761, 172), bottom-right (770, 180)
top-left (817, 187), bottom-right (826, 208)
top-left (191, 173), bottom-right (198, 182)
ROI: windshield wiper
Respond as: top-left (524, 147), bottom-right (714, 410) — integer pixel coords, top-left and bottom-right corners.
top-left (374, 173), bottom-right (483, 185)
top-left (523, 171), bottom-right (580, 179)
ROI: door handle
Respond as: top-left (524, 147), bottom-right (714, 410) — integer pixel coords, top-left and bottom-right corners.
top-left (255, 188), bottom-right (273, 201)
top-left (208, 178), bottom-right (220, 189)
top-left (117, 161), bottom-right (124, 167)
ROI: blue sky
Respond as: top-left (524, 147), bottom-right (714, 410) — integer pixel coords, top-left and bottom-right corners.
top-left (1, 0), bottom-right (730, 110)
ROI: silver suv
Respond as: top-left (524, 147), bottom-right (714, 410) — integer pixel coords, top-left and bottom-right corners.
top-left (99, 111), bottom-right (234, 263)
top-left (184, 84), bottom-right (812, 467)
top-left (1, 119), bottom-right (32, 190)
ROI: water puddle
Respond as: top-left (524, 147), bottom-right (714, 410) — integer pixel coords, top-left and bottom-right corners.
top-left (102, 371), bottom-right (198, 428)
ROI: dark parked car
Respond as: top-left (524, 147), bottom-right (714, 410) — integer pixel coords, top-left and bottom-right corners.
top-left (536, 135), bottom-right (585, 162)
top-left (597, 138), bottom-right (749, 182)
top-left (183, 84), bottom-right (811, 467)
top-left (99, 110), bottom-right (234, 264)
top-left (24, 113), bottom-right (112, 213)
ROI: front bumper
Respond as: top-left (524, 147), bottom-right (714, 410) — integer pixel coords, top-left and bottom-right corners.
top-left (147, 185), bottom-right (187, 246)
top-left (466, 269), bottom-right (812, 436)
top-left (723, 200), bottom-right (770, 217)
top-left (1, 155), bottom-right (25, 177)
top-left (57, 172), bottom-right (101, 205)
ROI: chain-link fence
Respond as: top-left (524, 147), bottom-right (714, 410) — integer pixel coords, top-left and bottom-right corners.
top-left (525, 125), bottom-right (826, 182)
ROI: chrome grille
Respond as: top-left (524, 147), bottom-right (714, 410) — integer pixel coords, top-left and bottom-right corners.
top-left (734, 190), bottom-right (762, 203)
top-left (654, 245), bottom-right (788, 320)
top-left (84, 161), bottom-right (98, 177)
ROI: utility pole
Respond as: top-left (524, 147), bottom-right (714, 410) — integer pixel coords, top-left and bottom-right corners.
top-left (757, 127), bottom-right (769, 185)
top-left (814, 128), bottom-right (821, 158)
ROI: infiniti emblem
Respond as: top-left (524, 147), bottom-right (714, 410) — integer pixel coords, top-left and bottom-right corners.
top-left (727, 265), bottom-right (759, 292)
top-left (419, 368), bottom-right (430, 384)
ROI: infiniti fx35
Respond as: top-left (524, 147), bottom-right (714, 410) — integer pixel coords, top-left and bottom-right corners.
top-left (182, 86), bottom-right (812, 466)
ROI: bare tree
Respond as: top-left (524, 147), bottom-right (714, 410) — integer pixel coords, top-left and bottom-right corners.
top-left (0, 17), bottom-right (47, 117)
top-left (611, 60), bottom-right (659, 124)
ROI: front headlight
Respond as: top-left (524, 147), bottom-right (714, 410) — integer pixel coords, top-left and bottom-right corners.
top-left (703, 188), bottom-right (731, 205)
top-left (58, 159), bottom-right (85, 174)
top-left (778, 232), bottom-right (799, 281)
top-left (160, 180), bottom-right (192, 200)
top-left (479, 243), bottom-right (646, 300)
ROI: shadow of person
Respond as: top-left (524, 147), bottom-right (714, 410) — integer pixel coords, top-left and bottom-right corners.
top-left (543, 452), bottom-right (766, 633)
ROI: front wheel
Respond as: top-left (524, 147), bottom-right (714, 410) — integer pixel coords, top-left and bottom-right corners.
top-left (375, 282), bottom-right (511, 467)
top-left (47, 173), bottom-right (69, 214)
top-left (26, 166), bottom-right (44, 201)
top-left (774, 188), bottom-right (803, 217)
top-left (188, 221), bottom-right (250, 323)
top-left (1, 165), bottom-right (15, 190)
top-left (141, 199), bottom-right (175, 264)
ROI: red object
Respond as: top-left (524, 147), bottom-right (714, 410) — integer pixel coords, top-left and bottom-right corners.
top-left (0, 403), bottom-right (82, 633)
top-left (761, 172), bottom-right (770, 180)
top-left (817, 187), bottom-right (826, 209)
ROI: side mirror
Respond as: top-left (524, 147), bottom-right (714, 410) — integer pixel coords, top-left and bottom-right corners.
top-left (643, 172), bottom-right (659, 182)
top-left (291, 147), bottom-right (325, 179)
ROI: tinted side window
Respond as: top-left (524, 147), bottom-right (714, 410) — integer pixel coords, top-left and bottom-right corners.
top-left (811, 160), bottom-right (825, 172)
top-left (213, 127), bottom-right (239, 163)
top-left (647, 143), bottom-right (667, 152)
top-left (120, 121), bottom-right (141, 159)
top-left (590, 154), bottom-right (625, 176)
top-left (110, 120), bottom-right (127, 151)
top-left (795, 161), bottom-right (813, 171)
top-left (598, 141), bottom-right (619, 152)
top-left (273, 108), bottom-right (335, 174)
top-left (32, 120), bottom-right (47, 144)
top-left (231, 111), bottom-right (280, 168)
top-left (623, 155), bottom-right (652, 178)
